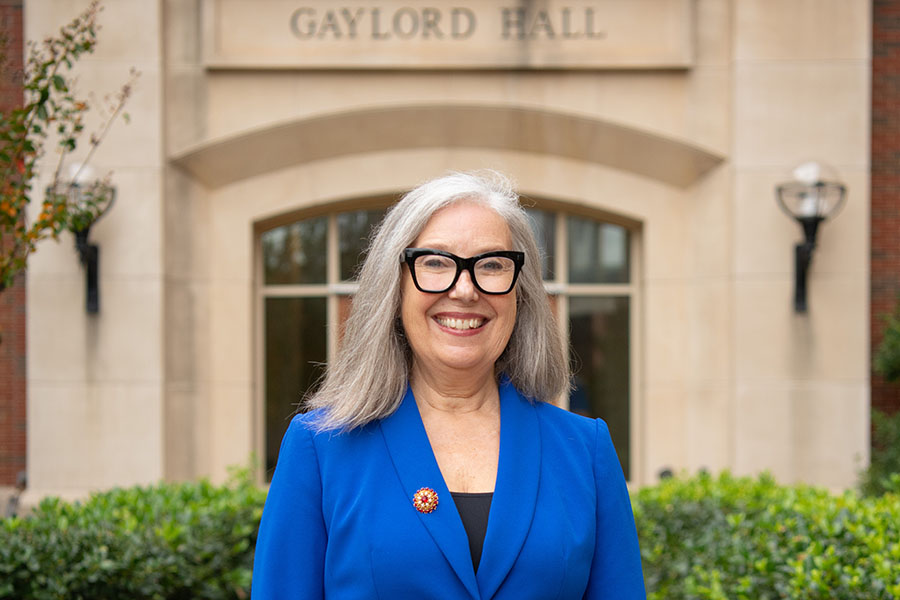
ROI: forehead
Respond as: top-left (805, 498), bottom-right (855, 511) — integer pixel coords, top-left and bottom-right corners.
top-left (414, 201), bottom-right (512, 249)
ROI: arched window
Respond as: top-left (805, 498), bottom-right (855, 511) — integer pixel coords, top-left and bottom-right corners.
top-left (259, 205), bottom-right (635, 479)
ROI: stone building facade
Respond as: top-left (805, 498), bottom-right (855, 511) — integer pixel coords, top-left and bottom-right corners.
top-left (5, 0), bottom-right (882, 497)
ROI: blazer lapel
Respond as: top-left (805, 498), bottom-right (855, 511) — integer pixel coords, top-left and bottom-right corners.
top-left (379, 385), bottom-right (481, 599)
top-left (476, 379), bottom-right (541, 599)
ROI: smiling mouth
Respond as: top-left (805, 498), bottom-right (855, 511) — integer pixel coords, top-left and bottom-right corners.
top-left (435, 316), bottom-right (485, 331)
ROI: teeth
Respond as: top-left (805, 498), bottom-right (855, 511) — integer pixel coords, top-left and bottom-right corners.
top-left (436, 317), bottom-right (484, 330)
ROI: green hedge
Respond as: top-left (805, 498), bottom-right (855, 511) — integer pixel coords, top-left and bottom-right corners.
top-left (0, 470), bottom-right (265, 600)
top-left (861, 410), bottom-right (900, 497)
top-left (634, 471), bottom-right (900, 600)
top-left (2, 470), bottom-right (898, 599)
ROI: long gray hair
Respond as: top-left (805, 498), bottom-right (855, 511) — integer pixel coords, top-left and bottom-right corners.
top-left (307, 170), bottom-right (570, 431)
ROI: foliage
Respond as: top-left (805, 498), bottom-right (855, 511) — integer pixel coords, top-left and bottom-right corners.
top-left (0, 467), bottom-right (266, 600)
top-left (860, 410), bottom-right (900, 498)
top-left (0, 0), bottom-right (136, 293)
top-left (634, 471), bottom-right (900, 600)
top-left (4, 469), bottom-right (899, 598)
top-left (874, 300), bottom-right (900, 383)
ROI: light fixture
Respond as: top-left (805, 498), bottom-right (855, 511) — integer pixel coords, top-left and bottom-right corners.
top-left (775, 161), bottom-right (846, 313)
top-left (46, 164), bottom-right (116, 314)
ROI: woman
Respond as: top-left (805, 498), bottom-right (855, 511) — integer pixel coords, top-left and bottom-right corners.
top-left (251, 171), bottom-right (646, 599)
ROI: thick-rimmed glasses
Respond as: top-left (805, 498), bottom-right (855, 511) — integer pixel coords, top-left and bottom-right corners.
top-left (401, 248), bottom-right (525, 295)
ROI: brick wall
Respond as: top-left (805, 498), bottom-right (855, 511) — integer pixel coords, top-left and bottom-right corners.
top-left (872, 0), bottom-right (900, 415)
top-left (0, 0), bottom-right (25, 486)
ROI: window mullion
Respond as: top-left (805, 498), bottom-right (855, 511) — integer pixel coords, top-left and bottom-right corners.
top-left (327, 214), bottom-right (339, 364)
top-left (554, 211), bottom-right (567, 286)
top-left (565, 284), bottom-right (635, 296)
top-left (262, 285), bottom-right (330, 297)
top-left (555, 211), bottom-right (570, 409)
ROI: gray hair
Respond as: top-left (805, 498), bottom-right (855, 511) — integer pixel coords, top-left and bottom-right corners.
top-left (307, 170), bottom-right (570, 431)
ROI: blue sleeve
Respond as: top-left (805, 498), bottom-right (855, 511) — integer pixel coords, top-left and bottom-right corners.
top-left (583, 418), bottom-right (646, 599)
top-left (251, 414), bottom-right (327, 599)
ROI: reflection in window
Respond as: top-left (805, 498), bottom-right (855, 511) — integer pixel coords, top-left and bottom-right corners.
top-left (568, 296), bottom-right (631, 478)
top-left (567, 217), bottom-right (629, 284)
top-left (262, 216), bottom-right (327, 285)
top-left (338, 209), bottom-right (387, 281)
top-left (525, 208), bottom-right (555, 280)
top-left (264, 297), bottom-right (327, 475)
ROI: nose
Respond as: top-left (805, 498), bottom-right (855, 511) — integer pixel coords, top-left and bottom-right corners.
top-left (448, 268), bottom-right (479, 301)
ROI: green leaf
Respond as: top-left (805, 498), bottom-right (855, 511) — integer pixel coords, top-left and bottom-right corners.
top-left (51, 74), bottom-right (66, 92)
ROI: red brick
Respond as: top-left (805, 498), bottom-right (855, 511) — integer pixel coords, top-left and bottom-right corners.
top-left (0, 1), bottom-right (25, 486)
top-left (872, 0), bottom-right (900, 415)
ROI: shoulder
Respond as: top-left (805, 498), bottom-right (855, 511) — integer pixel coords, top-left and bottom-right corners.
top-left (502, 379), bottom-right (597, 436)
top-left (283, 409), bottom-right (381, 458)
top-left (501, 379), bottom-right (602, 457)
top-left (510, 388), bottom-right (617, 468)
top-left (286, 409), bottom-right (353, 437)
top-left (279, 410), bottom-right (323, 453)
top-left (528, 400), bottom-right (627, 491)
top-left (531, 397), bottom-right (600, 440)
top-left (270, 411), bottom-right (323, 473)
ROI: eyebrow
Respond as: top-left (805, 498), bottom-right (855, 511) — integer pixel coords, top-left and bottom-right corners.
top-left (413, 241), bottom-right (511, 255)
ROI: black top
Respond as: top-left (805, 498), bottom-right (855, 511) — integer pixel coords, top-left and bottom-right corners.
top-left (450, 491), bottom-right (493, 573)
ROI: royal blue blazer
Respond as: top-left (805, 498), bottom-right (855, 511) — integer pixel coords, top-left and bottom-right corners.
top-left (251, 379), bottom-right (646, 599)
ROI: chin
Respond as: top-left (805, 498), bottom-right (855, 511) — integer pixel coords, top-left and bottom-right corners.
top-left (437, 349), bottom-right (500, 373)
top-left (438, 356), bottom-right (485, 371)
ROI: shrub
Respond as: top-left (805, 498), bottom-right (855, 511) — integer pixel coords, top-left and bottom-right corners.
top-left (5, 469), bottom-right (898, 599)
top-left (634, 471), bottom-right (900, 600)
top-left (874, 300), bottom-right (900, 383)
top-left (0, 468), bottom-right (265, 600)
top-left (860, 410), bottom-right (900, 498)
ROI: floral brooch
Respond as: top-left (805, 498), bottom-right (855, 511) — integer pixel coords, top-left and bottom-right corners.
top-left (413, 487), bottom-right (439, 513)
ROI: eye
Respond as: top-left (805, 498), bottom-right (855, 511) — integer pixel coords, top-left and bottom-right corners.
top-left (476, 257), bottom-right (514, 273)
top-left (417, 255), bottom-right (455, 270)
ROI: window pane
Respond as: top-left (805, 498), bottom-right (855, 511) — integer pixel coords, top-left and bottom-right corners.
top-left (337, 295), bottom-right (353, 347)
top-left (339, 209), bottom-right (387, 281)
top-left (262, 216), bottom-right (327, 285)
top-left (567, 217), bottom-right (629, 284)
top-left (568, 296), bottom-right (630, 478)
top-left (525, 208), bottom-right (555, 280)
top-left (265, 297), bottom-right (327, 478)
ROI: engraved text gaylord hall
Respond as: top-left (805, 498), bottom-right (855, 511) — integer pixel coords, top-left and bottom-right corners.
top-left (202, 0), bottom-right (693, 69)
top-left (288, 6), bottom-right (607, 41)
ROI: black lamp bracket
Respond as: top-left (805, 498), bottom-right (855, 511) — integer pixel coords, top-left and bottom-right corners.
top-left (74, 225), bottom-right (100, 314)
top-left (793, 215), bottom-right (824, 313)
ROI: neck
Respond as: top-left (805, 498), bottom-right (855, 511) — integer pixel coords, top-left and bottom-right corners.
top-left (410, 361), bottom-right (500, 415)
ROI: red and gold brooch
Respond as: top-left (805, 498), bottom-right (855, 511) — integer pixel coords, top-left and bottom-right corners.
top-left (412, 487), bottom-right (439, 513)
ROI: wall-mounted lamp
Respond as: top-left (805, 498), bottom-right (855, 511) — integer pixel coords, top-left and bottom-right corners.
top-left (46, 165), bottom-right (116, 314)
top-left (775, 161), bottom-right (846, 313)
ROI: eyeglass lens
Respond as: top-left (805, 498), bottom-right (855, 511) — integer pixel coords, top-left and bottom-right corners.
top-left (413, 253), bottom-right (517, 293)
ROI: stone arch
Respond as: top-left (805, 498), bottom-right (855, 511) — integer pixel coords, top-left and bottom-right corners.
top-left (172, 105), bottom-right (723, 189)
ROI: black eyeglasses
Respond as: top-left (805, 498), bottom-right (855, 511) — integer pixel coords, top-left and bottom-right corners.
top-left (401, 248), bottom-right (525, 295)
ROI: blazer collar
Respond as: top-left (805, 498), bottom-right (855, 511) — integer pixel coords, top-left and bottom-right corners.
top-left (477, 379), bottom-right (540, 599)
top-left (378, 379), bottom-right (541, 600)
